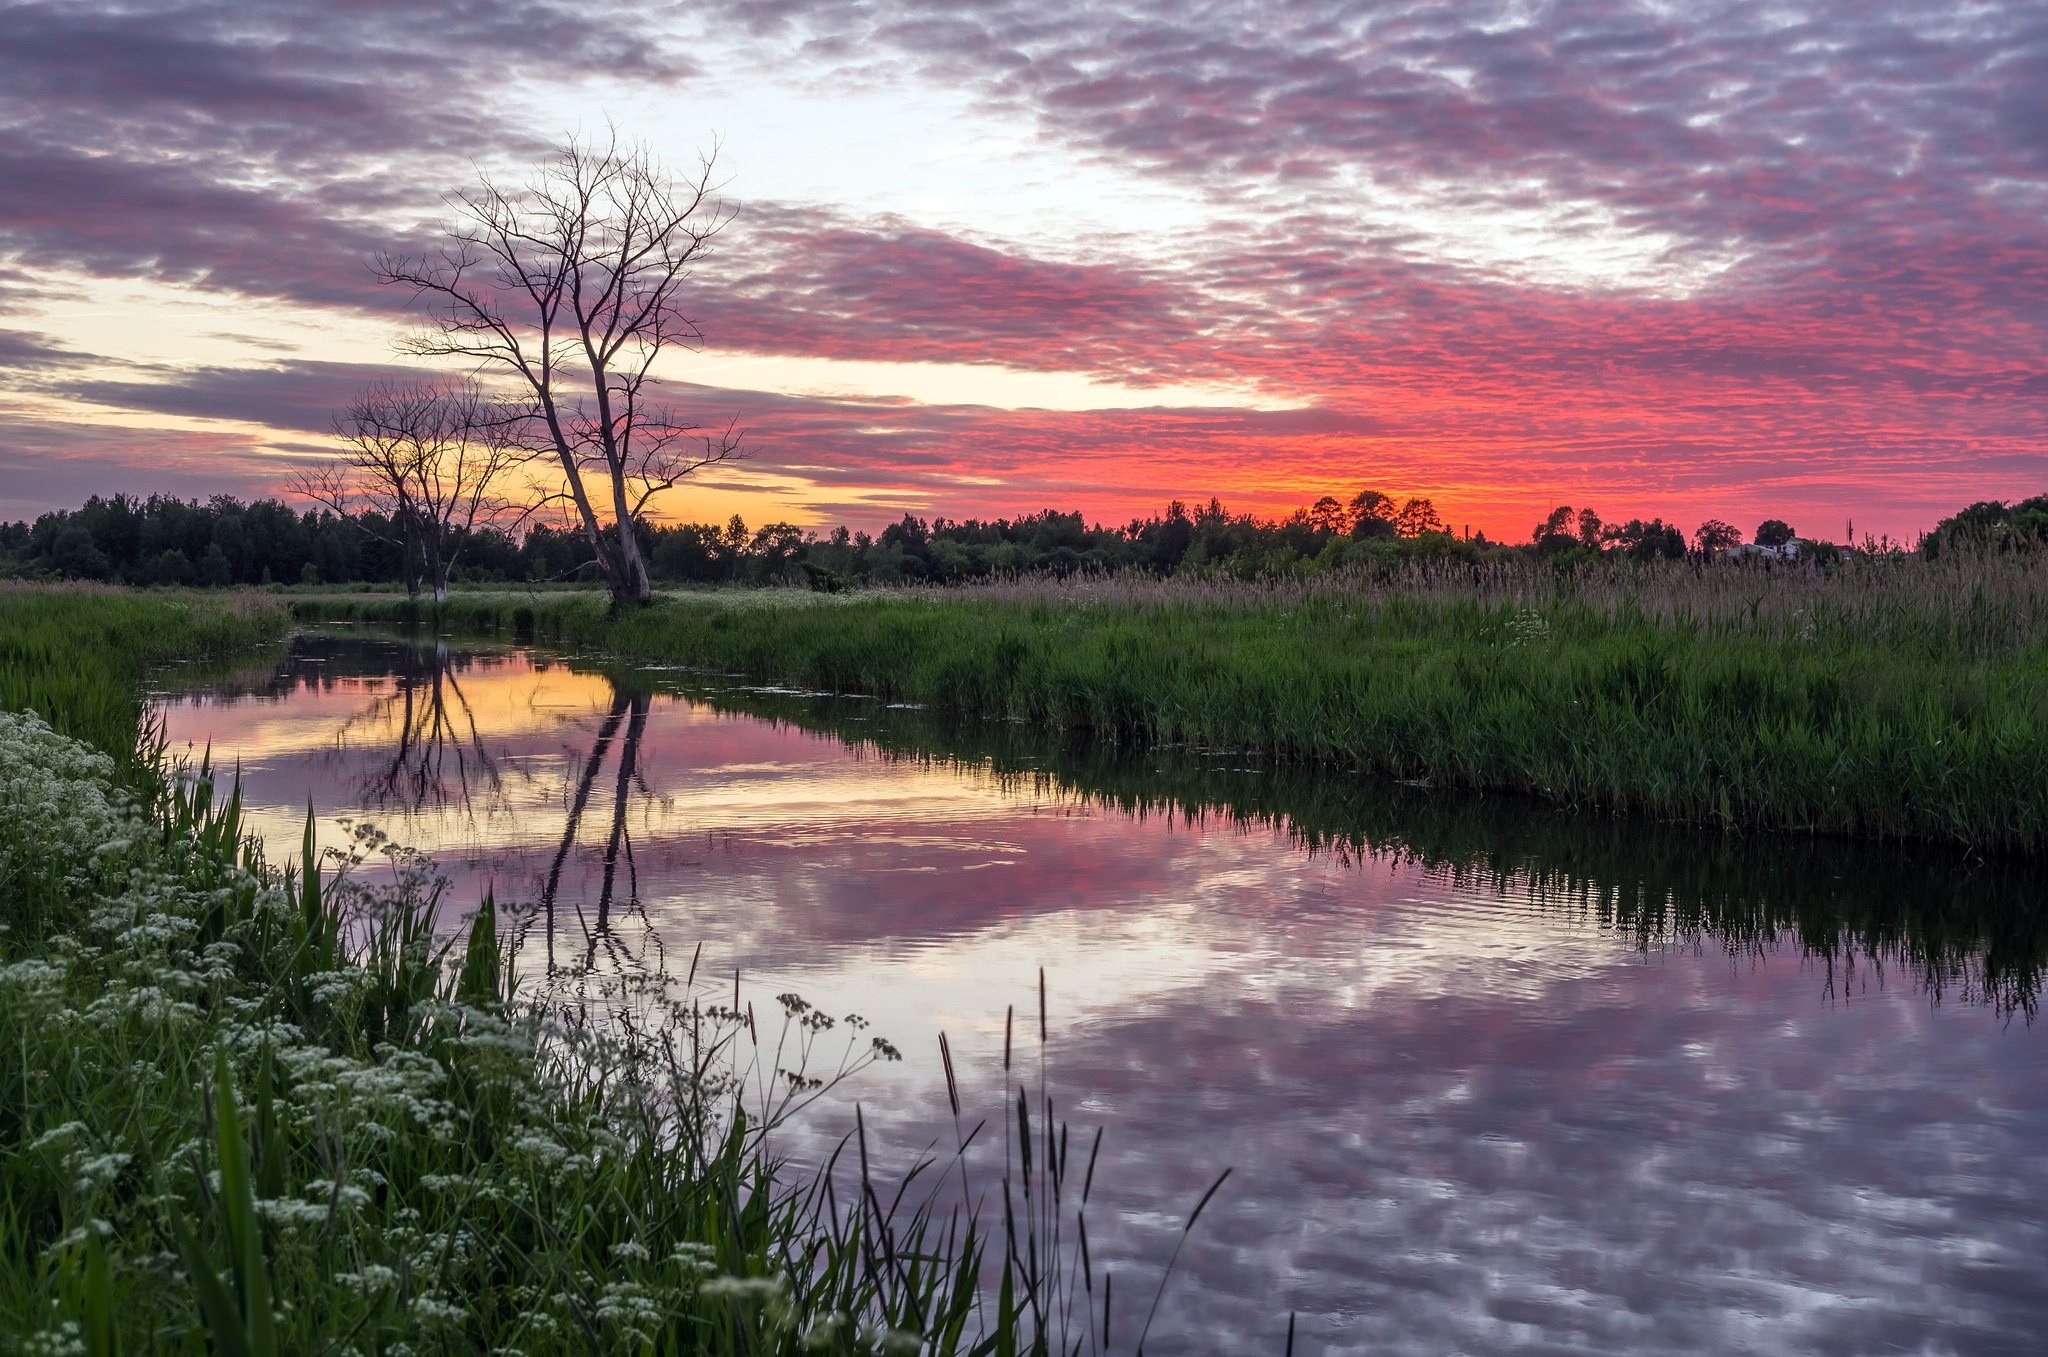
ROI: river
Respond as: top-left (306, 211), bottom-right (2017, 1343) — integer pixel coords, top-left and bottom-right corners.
top-left (153, 629), bottom-right (2048, 1355)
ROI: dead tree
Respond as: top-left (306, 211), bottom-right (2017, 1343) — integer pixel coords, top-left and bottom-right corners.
top-left (297, 381), bottom-right (528, 601)
top-left (376, 134), bottom-right (744, 603)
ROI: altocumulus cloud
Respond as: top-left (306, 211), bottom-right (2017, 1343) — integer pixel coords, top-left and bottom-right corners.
top-left (1, 0), bottom-right (2044, 533)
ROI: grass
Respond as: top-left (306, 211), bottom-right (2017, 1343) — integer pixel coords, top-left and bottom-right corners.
top-left (296, 549), bottom-right (2048, 855)
top-left (0, 584), bottom-right (293, 772)
top-left (0, 585), bottom-right (1210, 1355)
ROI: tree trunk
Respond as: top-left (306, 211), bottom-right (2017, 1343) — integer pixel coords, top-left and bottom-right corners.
top-left (606, 463), bottom-right (653, 602)
top-left (550, 444), bottom-right (628, 601)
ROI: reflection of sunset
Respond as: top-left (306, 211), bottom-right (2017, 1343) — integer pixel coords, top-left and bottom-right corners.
top-left (160, 650), bottom-right (1058, 872)
top-left (156, 639), bottom-right (1636, 1028)
top-left (150, 634), bottom-right (2048, 1354)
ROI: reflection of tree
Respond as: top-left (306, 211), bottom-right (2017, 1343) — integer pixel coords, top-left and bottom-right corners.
top-left (536, 684), bottom-right (653, 973)
top-left (332, 640), bottom-right (503, 814)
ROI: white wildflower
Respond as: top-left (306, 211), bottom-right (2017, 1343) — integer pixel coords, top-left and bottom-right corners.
top-left (70, 1152), bottom-right (132, 1193)
top-left (336, 1264), bottom-right (400, 1290)
top-left (801, 1312), bottom-right (852, 1350)
top-left (21, 1320), bottom-right (85, 1357)
top-left (670, 1242), bottom-right (718, 1278)
top-left (860, 1323), bottom-right (923, 1356)
top-left (410, 1295), bottom-right (465, 1325)
top-left (594, 1281), bottom-right (667, 1345)
top-left (1505, 608), bottom-right (1551, 647)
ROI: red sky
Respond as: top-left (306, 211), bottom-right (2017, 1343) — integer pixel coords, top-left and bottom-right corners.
top-left (2, 0), bottom-right (2043, 543)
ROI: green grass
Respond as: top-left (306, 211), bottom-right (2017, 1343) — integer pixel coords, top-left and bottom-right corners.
top-left (0, 584), bottom-right (293, 769)
top-left (0, 585), bottom-right (1159, 1355)
top-left (297, 550), bottom-right (2048, 855)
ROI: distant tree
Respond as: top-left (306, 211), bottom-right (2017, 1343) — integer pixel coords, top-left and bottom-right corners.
top-left (298, 381), bottom-right (529, 601)
top-left (377, 133), bottom-right (744, 603)
top-left (1306, 496), bottom-right (1351, 534)
top-left (1920, 495), bottom-right (2048, 558)
top-left (197, 543), bottom-right (233, 587)
top-left (1604, 518), bottom-right (1687, 561)
top-left (153, 548), bottom-right (194, 587)
top-left (1530, 504), bottom-right (1586, 555)
top-left (1576, 508), bottom-right (1603, 548)
top-left (1754, 518), bottom-right (1796, 547)
top-left (1394, 497), bottom-right (1446, 538)
top-left (1694, 519), bottom-right (1742, 552)
top-left (1532, 505), bottom-right (1575, 544)
top-left (1349, 490), bottom-right (1398, 539)
top-left (51, 526), bottom-right (109, 580)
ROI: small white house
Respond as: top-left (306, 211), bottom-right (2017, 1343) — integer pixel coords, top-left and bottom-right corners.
top-left (1719, 540), bottom-right (1801, 561)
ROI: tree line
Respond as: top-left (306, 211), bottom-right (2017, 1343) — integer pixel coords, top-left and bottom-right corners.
top-left (11, 485), bottom-right (2029, 590)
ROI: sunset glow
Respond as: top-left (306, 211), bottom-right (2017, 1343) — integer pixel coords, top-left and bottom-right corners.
top-left (3, 1), bottom-right (2043, 539)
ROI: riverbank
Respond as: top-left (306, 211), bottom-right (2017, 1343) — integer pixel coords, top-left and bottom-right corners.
top-left (295, 553), bottom-right (2048, 855)
top-left (0, 584), bottom-right (292, 769)
top-left (0, 589), bottom-right (1027, 1354)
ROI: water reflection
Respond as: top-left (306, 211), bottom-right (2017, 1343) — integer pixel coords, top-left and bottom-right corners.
top-left (540, 684), bottom-right (652, 972)
top-left (698, 681), bottom-right (2048, 1020)
top-left (154, 632), bottom-right (2048, 1355)
top-left (343, 639), bottom-right (503, 812)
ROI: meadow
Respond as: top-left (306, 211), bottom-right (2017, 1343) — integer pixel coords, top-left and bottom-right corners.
top-left (0, 589), bottom-right (1126, 1355)
top-left (297, 549), bottom-right (2048, 855)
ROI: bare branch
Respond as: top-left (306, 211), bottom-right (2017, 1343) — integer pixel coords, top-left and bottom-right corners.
top-left (315, 379), bottom-right (536, 600)
top-left (373, 134), bottom-right (743, 601)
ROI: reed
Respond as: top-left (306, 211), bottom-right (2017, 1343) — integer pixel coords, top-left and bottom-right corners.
top-left (0, 583), bottom-right (292, 768)
top-left (296, 549), bottom-right (2048, 854)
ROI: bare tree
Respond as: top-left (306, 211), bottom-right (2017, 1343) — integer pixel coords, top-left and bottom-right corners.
top-left (375, 134), bottom-right (744, 603)
top-left (297, 380), bottom-right (528, 601)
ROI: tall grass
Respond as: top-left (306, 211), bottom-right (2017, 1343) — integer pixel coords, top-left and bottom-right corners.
top-left (298, 550), bottom-right (2048, 853)
top-left (0, 584), bottom-right (292, 769)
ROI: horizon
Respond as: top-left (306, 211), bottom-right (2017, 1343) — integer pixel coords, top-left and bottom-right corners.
top-left (0, 483), bottom-right (1923, 554)
top-left (3, 2), bottom-right (2044, 541)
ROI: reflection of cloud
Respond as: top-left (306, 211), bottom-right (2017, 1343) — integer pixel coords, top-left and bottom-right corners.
top-left (157, 636), bottom-right (2048, 1354)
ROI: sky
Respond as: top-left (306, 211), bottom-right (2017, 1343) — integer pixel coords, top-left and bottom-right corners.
top-left (2, 0), bottom-right (2044, 541)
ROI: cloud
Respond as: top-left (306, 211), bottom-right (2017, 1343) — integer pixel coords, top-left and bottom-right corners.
top-left (58, 359), bottom-right (435, 435)
top-left (699, 204), bottom-right (1220, 378)
top-left (0, 0), bottom-right (696, 307)
top-left (2, 0), bottom-right (2044, 536)
top-left (0, 329), bottom-right (91, 371)
top-left (0, 409), bottom-right (286, 520)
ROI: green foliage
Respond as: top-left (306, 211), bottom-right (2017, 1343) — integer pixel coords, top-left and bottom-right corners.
top-left (300, 548), bottom-right (2048, 854)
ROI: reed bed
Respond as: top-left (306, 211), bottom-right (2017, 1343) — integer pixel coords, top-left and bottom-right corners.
top-left (298, 550), bottom-right (2048, 854)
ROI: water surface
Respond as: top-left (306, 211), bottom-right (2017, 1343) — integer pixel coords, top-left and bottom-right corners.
top-left (156, 632), bottom-right (2048, 1355)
